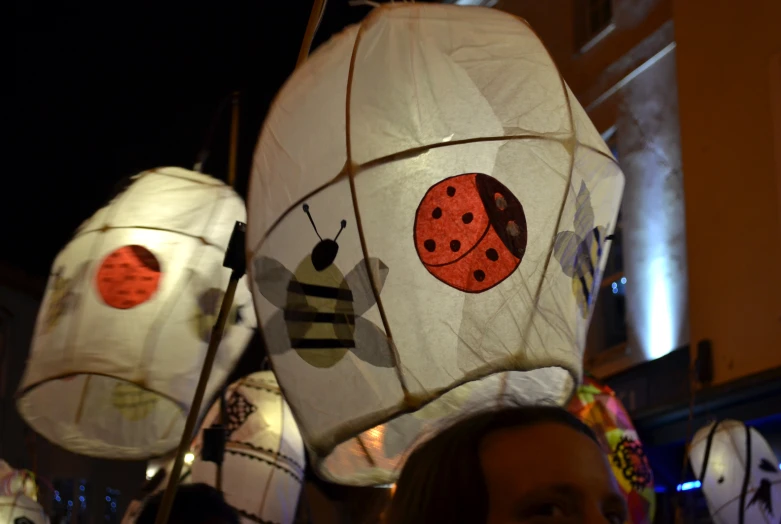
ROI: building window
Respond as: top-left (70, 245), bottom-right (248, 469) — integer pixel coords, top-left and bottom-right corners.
top-left (575, 0), bottom-right (614, 52)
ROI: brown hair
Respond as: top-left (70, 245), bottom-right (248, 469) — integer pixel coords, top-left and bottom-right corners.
top-left (385, 405), bottom-right (598, 524)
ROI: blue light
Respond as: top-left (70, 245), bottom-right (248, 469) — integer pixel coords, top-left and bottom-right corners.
top-left (79, 496), bottom-right (85, 502)
top-left (68, 501), bottom-right (73, 507)
top-left (55, 496), bottom-right (61, 502)
top-left (620, 277), bottom-right (627, 285)
top-left (654, 485), bottom-right (667, 493)
top-left (612, 282), bottom-right (618, 294)
top-left (676, 480), bottom-right (702, 492)
top-left (111, 502), bottom-right (116, 508)
top-left (80, 485), bottom-right (85, 491)
top-left (106, 496), bottom-right (111, 502)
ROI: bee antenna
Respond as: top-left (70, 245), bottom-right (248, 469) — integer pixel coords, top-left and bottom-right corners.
top-left (302, 204), bottom-right (322, 240)
top-left (333, 219), bottom-right (347, 241)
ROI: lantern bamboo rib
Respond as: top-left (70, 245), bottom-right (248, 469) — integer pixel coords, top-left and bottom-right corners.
top-left (344, 12), bottom-right (410, 400)
top-left (355, 434), bottom-right (377, 467)
top-left (250, 136), bottom-right (616, 258)
top-left (71, 225), bottom-right (222, 248)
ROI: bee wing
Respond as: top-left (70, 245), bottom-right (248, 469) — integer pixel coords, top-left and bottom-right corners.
top-left (263, 311), bottom-right (294, 357)
top-left (553, 231), bottom-right (581, 277)
top-left (352, 317), bottom-right (395, 368)
top-left (253, 256), bottom-right (295, 309)
top-left (345, 258), bottom-right (389, 316)
top-left (573, 181), bottom-right (595, 239)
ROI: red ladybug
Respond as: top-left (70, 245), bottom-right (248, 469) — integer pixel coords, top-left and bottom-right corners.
top-left (96, 245), bottom-right (162, 309)
top-left (413, 173), bottom-right (527, 293)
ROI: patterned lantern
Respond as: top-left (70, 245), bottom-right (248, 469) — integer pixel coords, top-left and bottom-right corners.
top-left (17, 167), bottom-right (256, 459)
top-left (567, 376), bottom-right (655, 524)
top-left (690, 420), bottom-right (781, 524)
top-left (0, 494), bottom-right (48, 524)
top-left (190, 371), bottom-right (304, 524)
top-left (247, 4), bottom-right (624, 484)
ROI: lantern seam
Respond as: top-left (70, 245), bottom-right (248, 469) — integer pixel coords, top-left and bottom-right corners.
top-left (344, 6), bottom-right (410, 411)
top-left (224, 449), bottom-right (303, 483)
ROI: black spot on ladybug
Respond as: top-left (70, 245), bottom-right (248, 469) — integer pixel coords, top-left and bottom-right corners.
top-left (717, 476), bottom-right (724, 484)
top-left (424, 239), bottom-right (436, 252)
top-left (462, 212), bottom-right (473, 224)
top-left (506, 221), bottom-right (521, 237)
top-left (474, 270), bottom-right (486, 282)
top-left (486, 248), bottom-right (499, 261)
top-left (450, 240), bottom-right (461, 252)
top-left (495, 193), bottom-right (507, 210)
top-left (432, 207), bottom-right (442, 219)
top-left (446, 186), bottom-right (456, 197)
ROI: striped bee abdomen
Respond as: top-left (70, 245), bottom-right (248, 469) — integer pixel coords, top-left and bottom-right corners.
top-left (284, 257), bottom-right (356, 368)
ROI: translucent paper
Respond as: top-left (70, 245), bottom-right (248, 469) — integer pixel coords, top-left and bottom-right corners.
top-left (690, 420), bottom-right (781, 524)
top-left (190, 372), bottom-right (304, 524)
top-left (0, 494), bottom-right (48, 523)
top-left (248, 4), bottom-right (624, 484)
top-left (567, 377), bottom-right (656, 524)
top-left (17, 167), bottom-right (256, 460)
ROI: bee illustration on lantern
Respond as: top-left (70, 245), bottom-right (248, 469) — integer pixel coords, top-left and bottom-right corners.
top-left (414, 173), bottom-right (528, 293)
top-left (42, 262), bottom-right (89, 333)
top-left (191, 287), bottom-right (247, 343)
top-left (553, 182), bottom-right (609, 318)
top-left (254, 204), bottom-right (394, 369)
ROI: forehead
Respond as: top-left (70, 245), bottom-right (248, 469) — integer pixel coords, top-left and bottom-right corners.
top-left (480, 423), bottom-right (618, 490)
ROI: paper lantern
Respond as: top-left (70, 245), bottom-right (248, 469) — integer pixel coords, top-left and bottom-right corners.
top-left (17, 167), bottom-right (256, 459)
top-left (0, 494), bottom-right (48, 524)
top-left (690, 420), bottom-right (781, 524)
top-left (0, 461), bottom-right (38, 502)
top-left (190, 371), bottom-right (305, 524)
top-left (247, 4), bottom-right (623, 484)
top-left (567, 377), bottom-right (655, 524)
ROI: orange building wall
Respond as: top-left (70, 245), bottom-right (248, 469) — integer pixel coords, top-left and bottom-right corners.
top-left (674, 0), bottom-right (781, 385)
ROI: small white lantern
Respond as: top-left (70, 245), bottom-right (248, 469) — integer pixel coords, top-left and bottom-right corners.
top-left (0, 494), bottom-right (48, 524)
top-left (17, 167), bottom-right (256, 460)
top-left (689, 420), bottom-right (781, 524)
top-left (247, 4), bottom-right (623, 485)
top-left (190, 371), bottom-right (304, 524)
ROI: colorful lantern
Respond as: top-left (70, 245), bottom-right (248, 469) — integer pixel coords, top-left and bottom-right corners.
top-left (0, 494), bottom-right (48, 524)
top-left (567, 377), bottom-right (655, 524)
top-left (690, 420), bottom-right (781, 524)
top-left (248, 4), bottom-right (623, 484)
top-left (17, 167), bottom-right (256, 459)
top-left (190, 371), bottom-right (304, 524)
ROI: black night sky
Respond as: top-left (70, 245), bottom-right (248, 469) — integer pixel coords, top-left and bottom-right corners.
top-left (11, 0), bottom-right (419, 278)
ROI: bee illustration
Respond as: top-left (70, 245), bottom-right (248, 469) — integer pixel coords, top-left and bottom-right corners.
top-left (254, 204), bottom-right (394, 369)
top-left (42, 262), bottom-right (89, 333)
top-left (553, 182), bottom-right (608, 318)
top-left (190, 287), bottom-right (247, 343)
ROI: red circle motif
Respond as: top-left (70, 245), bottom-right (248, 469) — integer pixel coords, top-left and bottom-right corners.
top-left (96, 245), bottom-right (162, 309)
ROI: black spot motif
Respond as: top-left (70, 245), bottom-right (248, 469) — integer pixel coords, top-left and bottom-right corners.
top-left (432, 207), bottom-right (442, 219)
top-left (462, 212), bottom-right (473, 224)
top-left (450, 240), bottom-right (461, 252)
top-left (446, 186), bottom-right (456, 197)
top-left (474, 270), bottom-right (485, 282)
top-left (486, 248), bottom-right (499, 261)
top-left (424, 240), bottom-right (436, 252)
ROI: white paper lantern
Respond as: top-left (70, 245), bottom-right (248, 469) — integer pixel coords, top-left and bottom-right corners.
top-left (17, 167), bottom-right (257, 460)
top-left (0, 494), bottom-right (48, 524)
top-left (247, 4), bottom-right (623, 484)
top-left (0, 461), bottom-right (38, 501)
top-left (690, 420), bottom-right (781, 524)
top-left (190, 371), bottom-right (304, 524)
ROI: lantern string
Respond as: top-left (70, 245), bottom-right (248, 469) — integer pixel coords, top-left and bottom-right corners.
top-left (296, 0), bottom-right (327, 69)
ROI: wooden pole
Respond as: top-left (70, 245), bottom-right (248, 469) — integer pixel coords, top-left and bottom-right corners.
top-left (296, 0), bottom-right (326, 68)
top-left (153, 274), bottom-right (240, 524)
top-left (227, 91), bottom-right (239, 188)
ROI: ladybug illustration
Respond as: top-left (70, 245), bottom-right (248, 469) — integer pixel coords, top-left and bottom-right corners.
top-left (96, 245), bottom-right (162, 309)
top-left (414, 173), bottom-right (527, 293)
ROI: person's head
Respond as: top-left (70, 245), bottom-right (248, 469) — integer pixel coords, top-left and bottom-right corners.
top-left (386, 405), bottom-right (627, 524)
top-left (136, 483), bottom-right (239, 524)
